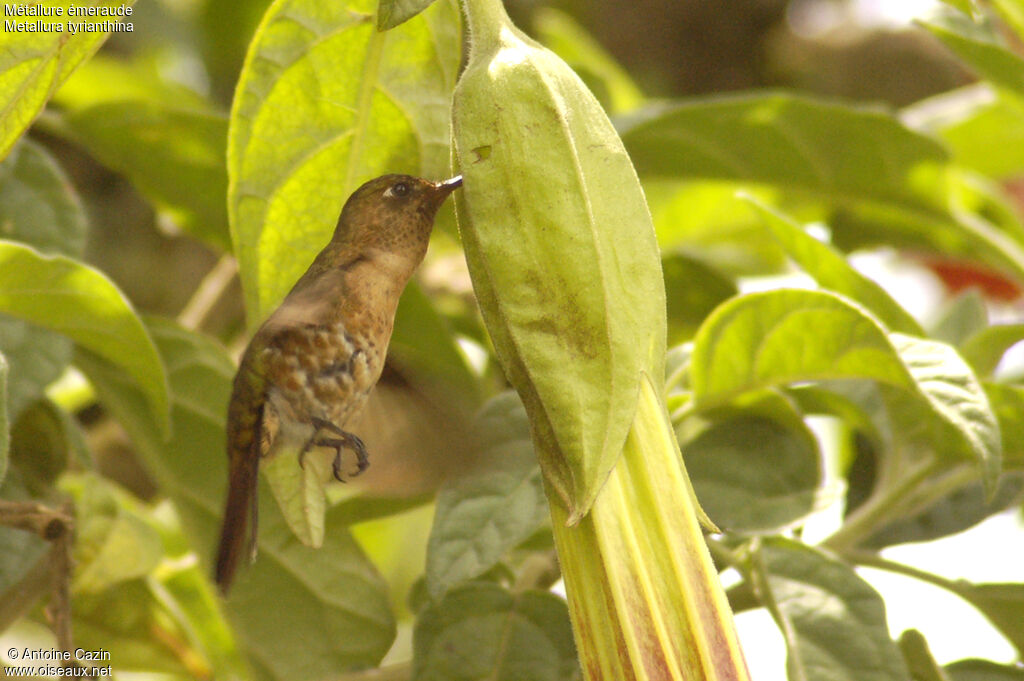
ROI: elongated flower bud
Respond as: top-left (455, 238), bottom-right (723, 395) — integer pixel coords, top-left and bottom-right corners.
top-left (451, 0), bottom-right (666, 522)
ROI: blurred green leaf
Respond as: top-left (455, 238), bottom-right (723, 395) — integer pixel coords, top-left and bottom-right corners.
top-left (54, 55), bottom-right (211, 110)
top-left (0, 241), bottom-right (168, 433)
top-left (744, 197), bottom-right (923, 335)
top-left (862, 473), bottom-right (1023, 547)
top-left (929, 290), bottom-right (988, 346)
top-left (680, 392), bottom-right (823, 534)
top-left (60, 473), bottom-right (163, 594)
top-left (949, 583), bottom-right (1024, 657)
top-left (619, 93), bottom-right (1024, 285)
top-left (413, 582), bottom-right (579, 681)
top-left (61, 101), bottom-right (231, 252)
top-left (391, 281), bottom-right (483, 414)
top-left (76, 319), bottom-right (396, 680)
top-left (0, 353), bottom-right (6, 484)
top-left (907, 86), bottom-right (1024, 178)
top-left (228, 0), bottom-right (461, 318)
top-left (425, 392), bottom-right (547, 600)
top-left (898, 629), bottom-right (951, 681)
top-left (646, 180), bottom-right (787, 275)
top-left (991, 0), bottom-right (1024, 39)
top-left (0, 0), bottom-right (135, 159)
top-left (73, 580), bottom-right (200, 675)
top-left (0, 140), bottom-right (85, 420)
top-left (985, 383), bottom-right (1024, 466)
top-left (922, 12), bottom-right (1024, 99)
top-left (662, 251), bottom-right (737, 342)
top-left (533, 7), bottom-right (644, 114)
top-left (377, 0), bottom-right (438, 30)
top-left (0, 471), bottom-right (52, 632)
top-left (755, 537), bottom-right (911, 681)
top-left (8, 398), bottom-right (79, 494)
top-left (960, 324), bottom-right (1024, 377)
top-left (947, 659), bottom-right (1024, 681)
top-left (620, 93), bottom-right (949, 213)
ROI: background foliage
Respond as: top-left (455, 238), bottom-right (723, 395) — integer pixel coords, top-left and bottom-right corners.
top-left (1, 0), bottom-right (1023, 680)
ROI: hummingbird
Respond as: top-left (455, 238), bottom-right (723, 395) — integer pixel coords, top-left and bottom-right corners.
top-left (214, 173), bottom-right (463, 594)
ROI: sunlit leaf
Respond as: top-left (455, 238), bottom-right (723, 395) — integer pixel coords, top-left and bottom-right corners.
top-left (0, 0), bottom-right (135, 159)
top-left (922, 12), bottom-right (1024, 99)
top-left (228, 0), bottom-right (460, 318)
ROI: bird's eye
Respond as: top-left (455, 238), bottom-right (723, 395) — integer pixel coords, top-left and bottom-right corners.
top-left (386, 182), bottom-right (410, 198)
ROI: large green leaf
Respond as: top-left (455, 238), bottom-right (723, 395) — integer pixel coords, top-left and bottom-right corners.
top-left (0, 0), bottom-right (135, 159)
top-left (413, 582), bottom-right (579, 681)
top-left (744, 198), bottom-right (922, 335)
top-left (618, 93), bottom-right (1024, 285)
top-left (985, 383), bottom-right (1024, 466)
top-left (0, 240), bottom-right (168, 433)
top-left (76, 319), bottom-right (395, 680)
top-left (690, 290), bottom-right (1001, 489)
top-left (0, 140), bottom-right (85, 420)
top-left (680, 392), bottom-right (823, 534)
top-left (228, 0), bottom-right (460, 318)
top-left (425, 393), bottom-right (547, 600)
top-left (754, 538), bottom-right (910, 681)
top-left (690, 290), bottom-right (910, 404)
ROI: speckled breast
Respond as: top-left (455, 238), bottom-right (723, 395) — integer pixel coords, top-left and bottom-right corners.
top-left (262, 320), bottom-right (382, 428)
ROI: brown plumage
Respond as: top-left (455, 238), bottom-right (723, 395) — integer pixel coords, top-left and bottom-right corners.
top-left (215, 174), bottom-right (462, 594)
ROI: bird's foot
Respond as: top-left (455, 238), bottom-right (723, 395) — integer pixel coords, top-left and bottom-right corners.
top-left (308, 417), bottom-right (370, 482)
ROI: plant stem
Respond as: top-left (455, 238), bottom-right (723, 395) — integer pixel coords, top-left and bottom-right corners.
top-left (462, 0), bottom-right (513, 50)
top-left (823, 458), bottom-right (943, 553)
top-left (177, 254), bottom-right (238, 332)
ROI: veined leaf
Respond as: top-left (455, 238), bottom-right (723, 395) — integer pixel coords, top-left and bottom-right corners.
top-left (0, 0), bottom-right (135, 159)
top-left (425, 392), bottom-right (547, 600)
top-left (753, 538), bottom-right (911, 681)
top-left (413, 582), bottom-right (579, 681)
top-left (690, 290), bottom-right (1000, 489)
top-left (228, 0), bottom-right (460, 319)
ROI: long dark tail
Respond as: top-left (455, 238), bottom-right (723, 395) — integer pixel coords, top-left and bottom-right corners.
top-left (215, 416), bottom-right (261, 594)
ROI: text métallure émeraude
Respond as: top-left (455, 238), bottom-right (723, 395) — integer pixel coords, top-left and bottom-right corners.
top-left (4, 3), bottom-right (133, 33)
